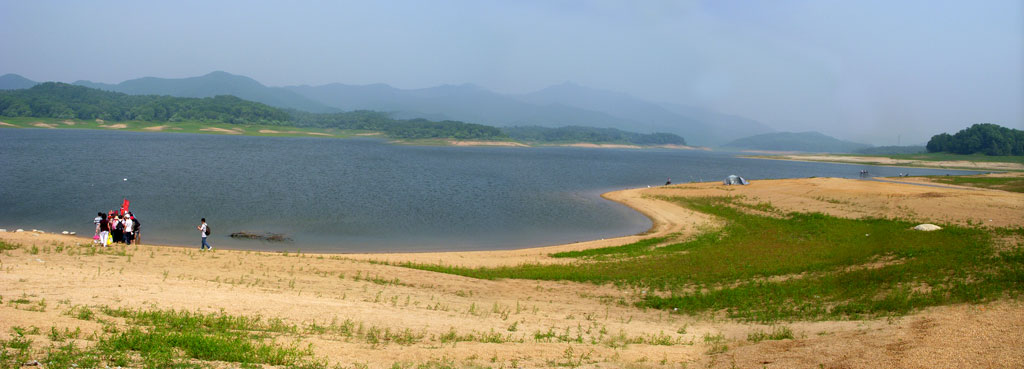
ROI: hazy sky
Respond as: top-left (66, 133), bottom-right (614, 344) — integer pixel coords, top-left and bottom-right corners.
top-left (2, 0), bottom-right (1021, 144)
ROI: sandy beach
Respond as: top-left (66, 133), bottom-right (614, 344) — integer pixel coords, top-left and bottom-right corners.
top-left (1, 177), bottom-right (1022, 368)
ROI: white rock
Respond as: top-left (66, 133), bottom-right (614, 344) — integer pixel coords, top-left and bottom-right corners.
top-left (62, 231), bottom-right (70, 235)
top-left (913, 224), bottom-right (942, 231)
top-left (15, 229), bottom-right (24, 232)
top-left (0, 229), bottom-right (6, 232)
top-left (69, 232), bottom-right (76, 235)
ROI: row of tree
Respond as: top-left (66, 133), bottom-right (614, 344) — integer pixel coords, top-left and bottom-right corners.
top-left (926, 123), bottom-right (1024, 156)
top-left (287, 110), bottom-right (506, 140)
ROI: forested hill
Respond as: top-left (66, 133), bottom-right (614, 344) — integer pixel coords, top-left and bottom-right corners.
top-left (0, 82), bottom-right (685, 145)
top-left (0, 83), bottom-right (505, 140)
top-left (926, 123), bottom-right (1024, 156)
top-left (0, 82), bottom-right (291, 124)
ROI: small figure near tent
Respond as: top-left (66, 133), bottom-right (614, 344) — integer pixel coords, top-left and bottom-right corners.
top-left (723, 175), bottom-right (749, 185)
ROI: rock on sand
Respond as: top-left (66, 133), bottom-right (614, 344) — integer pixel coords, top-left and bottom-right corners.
top-left (913, 224), bottom-right (943, 231)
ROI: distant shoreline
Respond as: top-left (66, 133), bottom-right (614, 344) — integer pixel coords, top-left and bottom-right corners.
top-left (741, 153), bottom-right (1024, 172)
top-left (0, 117), bottom-right (707, 150)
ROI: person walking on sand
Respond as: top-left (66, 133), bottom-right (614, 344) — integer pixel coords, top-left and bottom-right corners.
top-left (198, 218), bottom-right (211, 250)
top-left (93, 212), bottom-right (103, 244)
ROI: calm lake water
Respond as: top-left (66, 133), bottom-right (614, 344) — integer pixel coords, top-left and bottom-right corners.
top-left (0, 129), bottom-right (981, 252)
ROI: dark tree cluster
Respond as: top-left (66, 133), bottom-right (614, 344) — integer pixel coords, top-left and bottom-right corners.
top-left (926, 123), bottom-right (1024, 156)
top-left (502, 126), bottom-right (686, 146)
top-left (387, 119), bottom-right (507, 140)
top-left (288, 111), bottom-right (505, 139)
top-left (0, 83), bottom-right (291, 124)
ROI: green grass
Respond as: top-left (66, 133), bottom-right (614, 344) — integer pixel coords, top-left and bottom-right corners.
top-left (925, 175), bottom-right (1024, 193)
top-left (0, 116), bottom-right (365, 138)
top-left (747, 326), bottom-right (794, 342)
top-left (400, 196), bottom-right (1024, 322)
top-left (0, 240), bottom-right (18, 251)
top-left (0, 308), bottom-right (325, 369)
top-left (550, 237), bottom-right (669, 259)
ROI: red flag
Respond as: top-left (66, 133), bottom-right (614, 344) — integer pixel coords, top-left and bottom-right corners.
top-left (121, 198), bottom-right (130, 214)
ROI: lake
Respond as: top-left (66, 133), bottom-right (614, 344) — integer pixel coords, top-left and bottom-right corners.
top-left (0, 129), bottom-right (981, 252)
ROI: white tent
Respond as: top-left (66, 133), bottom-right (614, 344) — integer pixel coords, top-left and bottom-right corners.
top-left (723, 175), bottom-right (749, 185)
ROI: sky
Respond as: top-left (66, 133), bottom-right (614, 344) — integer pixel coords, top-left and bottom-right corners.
top-left (1, 0), bottom-right (1021, 144)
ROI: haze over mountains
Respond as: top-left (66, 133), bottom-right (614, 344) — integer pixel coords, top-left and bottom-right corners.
top-left (722, 132), bottom-right (872, 153)
top-left (5, 71), bottom-right (777, 146)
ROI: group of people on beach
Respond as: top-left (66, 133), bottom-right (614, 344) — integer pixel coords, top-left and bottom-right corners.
top-left (91, 205), bottom-right (212, 251)
top-left (93, 210), bottom-right (140, 247)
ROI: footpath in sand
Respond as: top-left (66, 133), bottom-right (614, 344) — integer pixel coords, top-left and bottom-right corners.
top-left (0, 177), bottom-right (1022, 368)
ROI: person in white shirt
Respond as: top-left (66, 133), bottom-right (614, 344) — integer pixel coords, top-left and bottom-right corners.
top-left (123, 216), bottom-right (134, 245)
top-left (197, 218), bottom-right (211, 250)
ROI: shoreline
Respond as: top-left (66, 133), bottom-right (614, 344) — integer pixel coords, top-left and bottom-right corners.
top-left (1, 176), bottom-right (1022, 367)
top-left (1, 119), bottom-right (708, 150)
top-left (1, 185), bottom-right (716, 268)
top-left (742, 153), bottom-right (1024, 172)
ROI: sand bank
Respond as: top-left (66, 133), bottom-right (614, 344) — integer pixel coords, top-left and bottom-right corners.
top-left (259, 129), bottom-right (334, 136)
top-left (1, 177), bottom-right (1021, 368)
top-left (447, 140), bottom-right (530, 147)
top-left (749, 154), bottom-right (1024, 171)
top-left (200, 126), bottom-right (244, 134)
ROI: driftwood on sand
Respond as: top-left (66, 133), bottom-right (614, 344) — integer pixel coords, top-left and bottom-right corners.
top-left (229, 231), bottom-right (292, 242)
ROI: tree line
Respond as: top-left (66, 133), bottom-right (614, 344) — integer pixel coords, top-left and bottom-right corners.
top-left (0, 83), bottom-right (506, 140)
top-left (926, 123), bottom-right (1024, 156)
top-left (0, 83), bottom-right (689, 145)
top-left (0, 82), bottom-right (291, 124)
top-left (502, 126), bottom-right (686, 146)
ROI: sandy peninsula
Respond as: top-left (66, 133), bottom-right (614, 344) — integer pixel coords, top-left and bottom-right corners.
top-left (1, 176), bottom-right (1021, 368)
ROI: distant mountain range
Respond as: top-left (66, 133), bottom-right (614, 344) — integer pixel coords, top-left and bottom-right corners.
top-left (73, 71), bottom-right (339, 114)
top-left (286, 81), bottom-right (774, 145)
top-left (2, 71), bottom-right (776, 145)
top-left (723, 131), bottom-right (872, 153)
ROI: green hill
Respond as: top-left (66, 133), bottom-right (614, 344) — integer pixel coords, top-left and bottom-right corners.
top-left (1, 82), bottom-right (695, 145)
top-left (0, 82), bottom-right (290, 124)
top-left (723, 131), bottom-right (871, 153)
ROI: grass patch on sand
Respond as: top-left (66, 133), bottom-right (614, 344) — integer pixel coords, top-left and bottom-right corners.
top-left (0, 307), bottom-right (323, 369)
top-left (401, 197), bottom-right (1024, 322)
top-left (924, 175), bottom-right (1024, 193)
